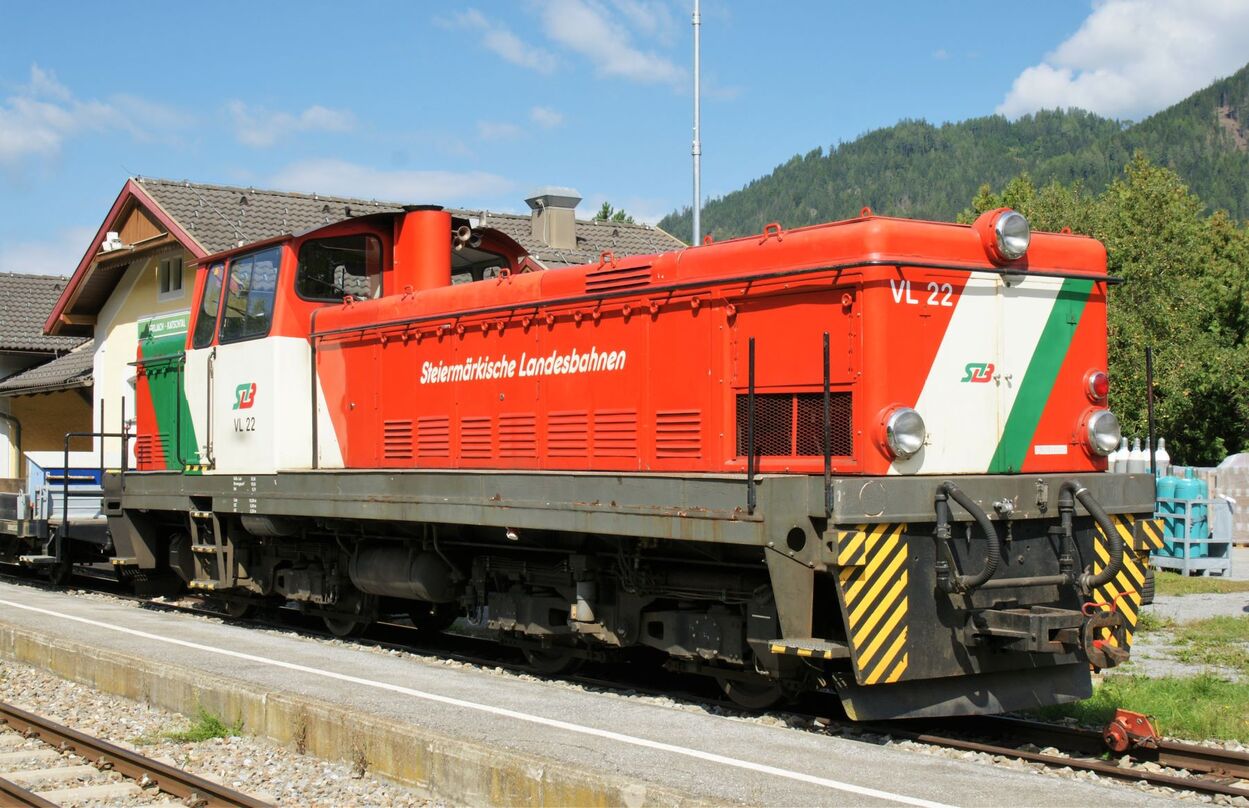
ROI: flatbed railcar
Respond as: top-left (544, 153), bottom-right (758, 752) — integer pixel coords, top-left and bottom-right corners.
top-left (88, 204), bottom-right (1163, 719)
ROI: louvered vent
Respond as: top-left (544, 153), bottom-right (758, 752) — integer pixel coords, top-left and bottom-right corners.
top-left (134, 433), bottom-right (169, 466)
top-left (593, 409), bottom-right (638, 457)
top-left (736, 393), bottom-right (852, 457)
top-left (460, 416), bottom-right (493, 460)
top-left (416, 416), bottom-right (450, 457)
top-left (655, 410), bottom-right (701, 458)
top-left (383, 419), bottom-right (414, 460)
top-left (548, 411), bottom-right (589, 457)
top-left (499, 413), bottom-right (538, 458)
top-left (585, 263), bottom-right (652, 293)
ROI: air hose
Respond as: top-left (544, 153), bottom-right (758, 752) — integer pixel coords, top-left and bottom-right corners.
top-left (1061, 480), bottom-right (1123, 592)
top-left (935, 481), bottom-right (1001, 592)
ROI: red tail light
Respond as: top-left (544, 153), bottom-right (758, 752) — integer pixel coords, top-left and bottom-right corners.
top-left (1086, 370), bottom-right (1109, 402)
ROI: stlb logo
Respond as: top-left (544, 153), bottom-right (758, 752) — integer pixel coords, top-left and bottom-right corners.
top-left (233, 382), bottom-right (257, 410)
top-left (961, 362), bottom-right (995, 384)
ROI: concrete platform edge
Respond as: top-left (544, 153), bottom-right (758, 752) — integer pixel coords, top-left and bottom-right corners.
top-left (0, 622), bottom-right (715, 807)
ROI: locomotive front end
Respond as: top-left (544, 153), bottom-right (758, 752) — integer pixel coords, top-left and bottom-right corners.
top-left (766, 209), bottom-right (1162, 719)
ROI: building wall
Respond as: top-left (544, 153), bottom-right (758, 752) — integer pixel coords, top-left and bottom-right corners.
top-left (94, 247), bottom-right (194, 465)
top-left (9, 389), bottom-right (93, 454)
top-left (0, 352), bottom-right (53, 477)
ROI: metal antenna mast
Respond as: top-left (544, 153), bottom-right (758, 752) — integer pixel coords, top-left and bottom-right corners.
top-left (691, 0), bottom-right (702, 246)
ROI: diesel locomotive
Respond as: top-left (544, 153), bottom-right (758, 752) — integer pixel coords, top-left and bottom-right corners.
top-left (96, 203), bottom-right (1163, 719)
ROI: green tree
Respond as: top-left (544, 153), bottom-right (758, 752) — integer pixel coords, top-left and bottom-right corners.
top-left (595, 202), bottom-right (635, 224)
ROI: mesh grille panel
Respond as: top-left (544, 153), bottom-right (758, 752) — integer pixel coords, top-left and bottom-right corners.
top-left (736, 392), bottom-right (852, 457)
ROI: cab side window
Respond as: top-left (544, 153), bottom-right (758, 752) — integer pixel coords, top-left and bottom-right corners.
top-left (297, 234), bottom-right (382, 301)
top-left (219, 246), bottom-right (281, 343)
top-left (192, 262), bottom-right (226, 349)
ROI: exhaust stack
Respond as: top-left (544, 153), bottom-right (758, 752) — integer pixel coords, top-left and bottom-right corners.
top-left (393, 206), bottom-right (451, 291)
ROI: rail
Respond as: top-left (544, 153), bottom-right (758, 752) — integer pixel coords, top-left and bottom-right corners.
top-left (56, 396), bottom-right (132, 568)
top-left (0, 700), bottom-right (269, 807)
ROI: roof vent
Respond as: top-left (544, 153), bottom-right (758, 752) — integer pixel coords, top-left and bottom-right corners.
top-left (525, 186), bottom-right (581, 251)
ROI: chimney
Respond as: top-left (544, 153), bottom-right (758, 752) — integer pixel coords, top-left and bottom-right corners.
top-left (525, 186), bottom-right (581, 251)
top-left (392, 206), bottom-right (451, 292)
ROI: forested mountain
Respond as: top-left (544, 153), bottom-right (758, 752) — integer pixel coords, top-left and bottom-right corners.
top-left (659, 63), bottom-right (1249, 241)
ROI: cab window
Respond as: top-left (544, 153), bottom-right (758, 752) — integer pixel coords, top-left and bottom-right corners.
top-left (219, 246), bottom-right (280, 343)
top-left (297, 234), bottom-right (382, 301)
top-left (192, 262), bottom-right (225, 349)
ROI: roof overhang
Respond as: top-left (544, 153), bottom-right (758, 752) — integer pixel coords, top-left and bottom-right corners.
top-left (44, 179), bottom-right (209, 336)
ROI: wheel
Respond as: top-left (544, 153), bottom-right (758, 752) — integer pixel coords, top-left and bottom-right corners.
top-left (716, 675), bottom-right (784, 710)
top-left (322, 614), bottom-right (367, 638)
top-left (409, 602), bottom-right (458, 634)
top-left (47, 559), bottom-right (73, 587)
top-left (521, 646), bottom-right (583, 675)
top-left (1140, 567), bottom-right (1156, 605)
top-left (220, 599), bottom-right (256, 620)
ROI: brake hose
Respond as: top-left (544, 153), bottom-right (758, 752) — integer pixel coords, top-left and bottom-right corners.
top-left (937, 481), bottom-right (1001, 592)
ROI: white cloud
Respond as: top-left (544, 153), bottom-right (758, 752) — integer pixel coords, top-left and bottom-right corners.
top-left (227, 101), bottom-right (355, 148)
top-left (0, 65), bottom-right (188, 167)
top-left (539, 0), bottom-right (685, 85)
top-left (932, 48), bottom-right (949, 61)
top-left (476, 120), bottom-right (525, 141)
top-left (611, 0), bottom-right (679, 44)
top-left (442, 9), bottom-right (558, 74)
top-left (529, 106), bottom-right (564, 128)
top-left (0, 225), bottom-right (95, 275)
top-left (997, 0), bottom-right (1249, 120)
top-left (268, 159), bottom-right (513, 204)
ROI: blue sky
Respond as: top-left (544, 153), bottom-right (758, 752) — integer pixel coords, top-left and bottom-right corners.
top-left (1, 0), bottom-right (1247, 275)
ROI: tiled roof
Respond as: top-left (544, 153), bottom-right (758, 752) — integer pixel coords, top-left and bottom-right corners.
top-left (0, 339), bottom-right (93, 395)
top-left (136, 178), bottom-right (685, 267)
top-left (0, 273), bottom-right (86, 352)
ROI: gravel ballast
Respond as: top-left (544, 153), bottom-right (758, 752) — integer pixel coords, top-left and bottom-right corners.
top-left (0, 657), bottom-right (434, 807)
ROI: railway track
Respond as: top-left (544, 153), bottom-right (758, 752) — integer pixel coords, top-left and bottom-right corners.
top-left (855, 714), bottom-right (1249, 800)
top-left (5, 567), bottom-right (1248, 802)
top-left (0, 700), bottom-right (269, 807)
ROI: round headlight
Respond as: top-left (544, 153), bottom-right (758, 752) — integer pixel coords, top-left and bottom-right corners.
top-left (1086, 410), bottom-right (1121, 456)
top-left (994, 210), bottom-right (1031, 260)
top-left (1086, 370), bottom-right (1109, 402)
top-left (885, 407), bottom-right (926, 460)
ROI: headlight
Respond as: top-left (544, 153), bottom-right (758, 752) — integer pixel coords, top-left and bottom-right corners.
top-left (1086, 410), bottom-right (1121, 456)
top-left (994, 210), bottom-right (1031, 260)
top-left (885, 407), bottom-right (926, 459)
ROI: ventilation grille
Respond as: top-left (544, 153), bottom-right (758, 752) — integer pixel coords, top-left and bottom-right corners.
top-left (499, 413), bottom-right (538, 458)
top-left (585, 263), bottom-right (653, 293)
top-left (593, 409), bottom-right (638, 457)
top-left (416, 416), bottom-right (450, 457)
top-left (134, 433), bottom-right (169, 466)
top-left (461, 416), bottom-right (492, 459)
top-left (655, 410), bottom-right (701, 458)
top-left (736, 393), bottom-right (852, 457)
top-left (383, 419), bottom-right (414, 460)
top-left (549, 411), bottom-right (589, 457)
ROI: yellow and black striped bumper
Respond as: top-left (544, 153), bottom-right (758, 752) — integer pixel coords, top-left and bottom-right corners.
top-left (832, 523), bottom-right (911, 686)
top-left (1092, 515), bottom-right (1164, 648)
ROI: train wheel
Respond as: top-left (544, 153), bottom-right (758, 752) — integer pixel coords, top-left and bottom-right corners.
top-left (522, 647), bottom-right (583, 675)
top-left (322, 615), bottom-right (367, 638)
top-left (220, 599), bottom-right (255, 620)
top-left (409, 602), bottom-right (458, 634)
top-left (47, 560), bottom-right (73, 587)
top-left (716, 675), bottom-right (784, 710)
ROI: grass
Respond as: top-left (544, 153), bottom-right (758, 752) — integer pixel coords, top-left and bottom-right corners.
top-left (161, 708), bottom-right (243, 743)
top-left (1170, 615), bottom-right (1249, 676)
top-left (1153, 571), bottom-right (1249, 597)
top-left (1035, 673), bottom-right (1249, 743)
top-left (1133, 610), bottom-right (1174, 633)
